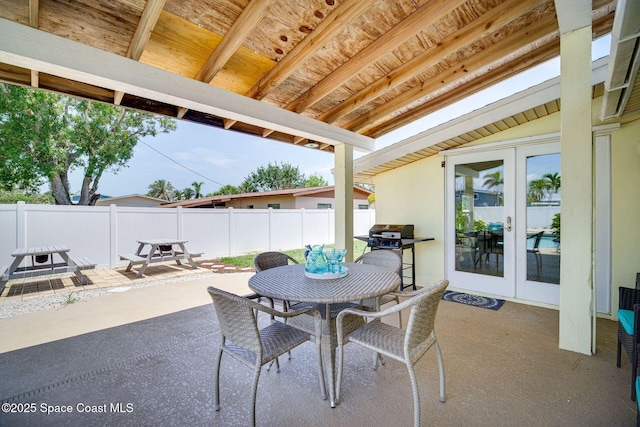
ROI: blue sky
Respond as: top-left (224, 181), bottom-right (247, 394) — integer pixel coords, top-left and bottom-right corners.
top-left (76, 36), bottom-right (611, 197)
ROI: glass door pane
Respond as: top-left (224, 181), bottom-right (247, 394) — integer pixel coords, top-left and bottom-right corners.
top-left (525, 153), bottom-right (561, 284)
top-left (454, 160), bottom-right (505, 277)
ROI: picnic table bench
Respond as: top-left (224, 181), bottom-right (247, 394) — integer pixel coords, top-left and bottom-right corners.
top-left (0, 245), bottom-right (96, 293)
top-left (119, 239), bottom-right (201, 278)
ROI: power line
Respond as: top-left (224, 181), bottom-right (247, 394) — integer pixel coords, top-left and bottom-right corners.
top-left (139, 140), bottom-right (225, 187)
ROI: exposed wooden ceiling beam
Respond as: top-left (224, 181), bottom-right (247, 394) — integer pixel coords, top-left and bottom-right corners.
top-left (194, 0), bottom-right (274, 84)
top-left (365, 42), bottom-right (561, 138)
top-left (357, 0), bottom-right (614, 137)
top-left (244, 0), bottom-right (377, 100)
top-left (29, 0), bottom-right (38, 27)
top-left (318, 0), bottom-right (545, 124)
top-left (262, 128), bottom-right (275, 137)
top-left (177, 107), bottom-right (188, 119)
top-left (286, 0), bottom-right (469, 113)
top-left (223, 118), bottom-right (235, 129)
top-left (29, 0), bottom-right (39, 87)
top-left (115, 0), bottom-right (166, 105)
top-left (346, 13), bottom-right (560, 133)
top-left (127, 0), bottom-right (167, 60)
top-left (181, 1), bottom-right (273, 125)
top-left (0, 19), bottom-right (375, 151)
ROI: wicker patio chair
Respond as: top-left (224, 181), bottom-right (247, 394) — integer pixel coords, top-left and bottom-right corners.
top-left (335, 279), bottom-right (449, 427)
top-left (207, 286), bottom-right (326, 427)
top-left (617, 286), bottom-right (640, 400)
top-left (354, 250), bottom-right (403, 326)
top-left (254, 251), bottom-right (299, 309)
top-left (254, 251), bottom-right (299, 272)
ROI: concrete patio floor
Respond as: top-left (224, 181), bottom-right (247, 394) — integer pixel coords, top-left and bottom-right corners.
top-left (0, 267), bottom-right (637, 426)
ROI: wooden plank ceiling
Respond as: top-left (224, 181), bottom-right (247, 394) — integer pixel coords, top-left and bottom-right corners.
top-left (0, 0), bottom-right (616, 152)
top-left (352, 84), bottom-right (606, 183)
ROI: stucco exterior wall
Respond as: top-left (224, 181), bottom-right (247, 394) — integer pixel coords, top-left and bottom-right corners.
top-left (225, 196), bottom-right (297, 209)
top-left (224, 195), bottom-right (369, 210)
top-left (611, 114), bottom-right (640, 300)
top-left (95, 197), bottom-right (164, 207)
top-left (293, 196), bottom-right (369, 210)
top-left (372, 96), bottom-right (640, 315)
top-left (373, 155), bottom-right (444, 286)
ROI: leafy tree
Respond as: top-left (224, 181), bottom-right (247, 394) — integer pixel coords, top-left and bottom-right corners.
top-left (182, 187), bottom-right (195, 199)
top-left (0, 188), bottom-right (53, 204)
top-left (0, 84), bottom-right (176, 205)
top-left (303, 174), bottom-right (329, 187)
top-left (171, 189), bottom-right (183, 201)
top-left (147, 179), bottom-right (176, 200)
top-left (192, 181), bottom-right (204, 198)
top-left (210, 184), bottom-right (241, 196)
top-left (482, 171), bottom-right (503, 190)
top-left (482, 170), bottom-right (503, 205)
top-left (527, 178), bottom-right (547, 204)
top-left (241, 162), bottom-right (306, 192)
top-left (543, 172), bottom-right (561, 200)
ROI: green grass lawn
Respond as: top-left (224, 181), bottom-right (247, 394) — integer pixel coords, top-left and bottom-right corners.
top-left (219, 239), bottom-right (369, 268)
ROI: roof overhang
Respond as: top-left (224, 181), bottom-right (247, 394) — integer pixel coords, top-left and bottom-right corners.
top-left (600, 0), bottom-right (640, 120)
top-left (0, 18), bottom-right (375, 153)
top-left (355, 56), bottom-right (609, 182)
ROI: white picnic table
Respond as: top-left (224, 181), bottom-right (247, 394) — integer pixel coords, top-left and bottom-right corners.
top-left (0, 245), bottom-right (95, 292)
top-left (119, 239), bottom-right (201, 278)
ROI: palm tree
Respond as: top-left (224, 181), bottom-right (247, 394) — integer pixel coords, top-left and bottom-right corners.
top-left (182, 187), bottom-right (195, 199)
top-left (528, 178), bottom-right (547, 204)
top-left (192, 181), bottom-right (204, 198)
top-left (147, 179), bottom-right (175, 201)
top-left (542, 172), bottom-right (561, 201)
top-left (482, 171), bottom-right (503, 205)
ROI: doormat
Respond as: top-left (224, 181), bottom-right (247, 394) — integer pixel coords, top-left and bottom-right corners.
top-left (441, 290), bottom-right (505, 311)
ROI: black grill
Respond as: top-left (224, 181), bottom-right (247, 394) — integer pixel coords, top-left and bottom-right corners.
top-left (367, 224), bottom-right (414, 249)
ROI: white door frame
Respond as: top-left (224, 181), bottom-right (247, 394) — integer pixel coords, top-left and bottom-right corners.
top-left (515, 142), bottom-right (561, 305)
top-left (445, 149), bottom-right (516, 297)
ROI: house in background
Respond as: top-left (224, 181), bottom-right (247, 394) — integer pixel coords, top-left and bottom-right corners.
top-left (95, 194), bottom-right (167, 207)
top-left (159, 186), bottom-right (372, 210)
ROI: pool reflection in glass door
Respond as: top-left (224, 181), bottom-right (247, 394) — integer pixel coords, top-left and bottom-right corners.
top-left (524, 153), bottom-right (561, 285)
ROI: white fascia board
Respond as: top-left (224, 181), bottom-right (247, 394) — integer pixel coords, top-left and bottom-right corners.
top-left (355, 57), bottom-right (609, 174)
top-left (0, 19), bottom-right (374, 152)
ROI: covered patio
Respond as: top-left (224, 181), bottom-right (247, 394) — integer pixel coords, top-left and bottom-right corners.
top-left (1, 0), bottom-right (640, 424)
top-left (0, 272), bottom-right (634, 426)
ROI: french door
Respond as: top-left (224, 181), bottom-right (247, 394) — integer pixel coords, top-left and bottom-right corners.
top-left (445, 142), bottom-right (561, 304)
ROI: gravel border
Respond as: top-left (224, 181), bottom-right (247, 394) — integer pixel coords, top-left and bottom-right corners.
top-left (0, 271), bottom-right (221, 320)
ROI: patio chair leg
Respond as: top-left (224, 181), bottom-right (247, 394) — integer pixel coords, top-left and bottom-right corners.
top-left (617, 340), bottom-right (622, 367)
top-left (336, 343), bottom-right (344, 405)
top-left (266, 357), bottom-right (280, 372)
top-left (406, 361), bottom-right (421, 427)
top-left (435, 341), bottom-right (446, 403)
top-left (250, 366), bottom-right (260, 427)
top-left (632, 352), bottom-right (638, 401)
top-left (213, 348), bottom-right (223, 411)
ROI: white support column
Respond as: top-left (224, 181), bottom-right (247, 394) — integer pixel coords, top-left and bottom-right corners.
top-left (334, 144), bottom-right (354, 261)
top-left (557, 6), bottom-right (593, 354)
top-left (176, 206), bottom-right (184, 239)
top-left (16, 201), bottom-right (26, 248)
top-left (109, 204), bottom-right (118, 268)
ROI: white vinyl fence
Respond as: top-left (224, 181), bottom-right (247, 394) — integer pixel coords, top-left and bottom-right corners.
top-left (0, 202), bottom-right (376, 269)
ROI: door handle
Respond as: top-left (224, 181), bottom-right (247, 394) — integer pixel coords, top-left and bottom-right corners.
top-left (506, 216), bottom-right (512, 232)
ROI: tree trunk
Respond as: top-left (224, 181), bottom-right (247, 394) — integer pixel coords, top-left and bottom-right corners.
top-left (50, 174), bottom-right (72, 205)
